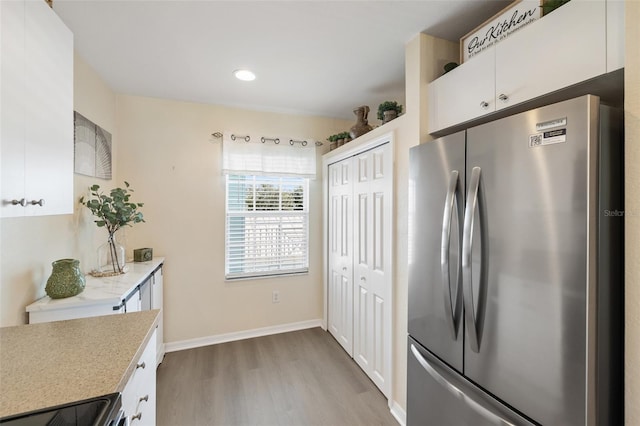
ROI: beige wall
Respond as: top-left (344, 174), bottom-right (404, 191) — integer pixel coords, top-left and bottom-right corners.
top-left (0, 53), bottom-right (117, 326)
top-left (115, 94), bottom-right (350, 344)
top-left (625, 1), bottom-right (639, 424)
top-left (315, 34), bottom-right (458, 413)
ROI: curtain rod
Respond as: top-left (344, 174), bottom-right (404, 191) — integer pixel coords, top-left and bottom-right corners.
top-left (210, 132), bottom-right (323, 146)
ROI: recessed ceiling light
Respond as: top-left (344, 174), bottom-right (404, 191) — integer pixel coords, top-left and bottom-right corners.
top-left (233, 69), bottom-right (256, 81)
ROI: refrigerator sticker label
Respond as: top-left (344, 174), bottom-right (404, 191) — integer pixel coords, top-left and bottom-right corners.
top-left (536, 117), bottom-right (567, 131)
top-left (529, 129), bottom-right (567, 147)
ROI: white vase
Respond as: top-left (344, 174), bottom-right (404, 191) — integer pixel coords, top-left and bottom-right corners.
top-left (98, 235), bottom-right (126, 274)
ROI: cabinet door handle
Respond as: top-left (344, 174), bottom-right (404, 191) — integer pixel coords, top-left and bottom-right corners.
top-left (139, 395), bottom-right (149, 403)
top-left (136, 361), bottom-right (146, 369)
top-left (498, 93), bottom-right (509, 102)
top-left (10, 199), bottom-right (27, 207)
top-left (131, 413), bottom-right (142, 421)
top-left (479, 101), bottom-right (489, 109)
top-left (29, 199), bottom-right (45, 206)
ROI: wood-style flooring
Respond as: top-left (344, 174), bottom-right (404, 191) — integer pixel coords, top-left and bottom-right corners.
top-left (156, 327), bottom-right (398, 426)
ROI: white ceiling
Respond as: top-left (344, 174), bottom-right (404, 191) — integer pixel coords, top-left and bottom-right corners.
top-left (54, 0), bottom-right (511, 120)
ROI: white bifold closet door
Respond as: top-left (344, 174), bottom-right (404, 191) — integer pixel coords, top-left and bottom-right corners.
top-left (328, 142), bottom-right (392, 398)
top-left (328, 158), bottom-right (354, 355)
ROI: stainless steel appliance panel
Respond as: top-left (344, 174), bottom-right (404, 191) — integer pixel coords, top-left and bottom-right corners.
top-left (408, 131), bottom-right (465, 372)
top-left (407, 337), bottom-right (535, 426)
top-left (463, 96), bottom-right (598, 425)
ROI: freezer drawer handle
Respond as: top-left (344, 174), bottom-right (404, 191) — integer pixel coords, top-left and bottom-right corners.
top-left (462, 167), bottom-right (489, 353)
top-left (441, 170), bottom-right (462, 339)
top-left (410, 344), bottom-right (515, 426)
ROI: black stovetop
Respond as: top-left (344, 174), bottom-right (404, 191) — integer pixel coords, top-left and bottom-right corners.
top-left (0, 393), bottom-right (121, 426)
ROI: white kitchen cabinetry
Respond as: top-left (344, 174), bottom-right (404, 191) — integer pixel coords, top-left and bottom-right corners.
top-left (124, 287), bottom-right (142, 313)
top-left (325, 136), bottom-right (393, 399)
top-left (428, 0), bottom-right (624, 134)
top-left (495, 0), bottom-right (606, 111)
top-left (1, 0), bottom-right (74, 217)
top-left (123, 330), bottom-right (157, 426)
top-left (428, 49), bottom-right (495, 133)
top-left (607, 0), bottom-right (625, 72)
top-left (151, 266), bottom-right (164, 366)
top-left (27, 259), bottom-right (164, 323)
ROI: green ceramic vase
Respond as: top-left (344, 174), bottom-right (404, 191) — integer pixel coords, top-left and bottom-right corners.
top-left (45, 259), bottom-right (86, 299)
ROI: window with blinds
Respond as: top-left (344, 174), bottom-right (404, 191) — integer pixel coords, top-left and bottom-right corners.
top-left (225, 175), bottom-right (309, 279)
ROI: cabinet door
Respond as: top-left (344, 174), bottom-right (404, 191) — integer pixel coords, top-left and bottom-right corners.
top-left (151, 267), bottom-right (164, 365)
top-left (1, 0), bottom-right (26, 217)
top-left (606, 0), bottom-right (625, 72)
top-left (125, 288), bottom-right (141, 313)
top-left (24, 0), bottom-right (74, 215)
top-left (352, 143), bottom-right (392, 397)
top-left (428, 49), bottom-right (495, 134)
top-left (123, 330), bottom-right (157, 426)
top-left (495, 0), bottom-right (606, 111)
top-left (327, 159), bottom-right (354, 356)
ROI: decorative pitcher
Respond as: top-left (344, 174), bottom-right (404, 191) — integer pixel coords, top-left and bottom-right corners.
top-left (349, 105), bottom-right (373, 139)
top-left (45, 259), bottom-right (86, 299)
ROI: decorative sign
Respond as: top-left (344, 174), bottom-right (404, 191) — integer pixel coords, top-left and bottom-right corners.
top-left (461, 0), bottom-right (541, 63)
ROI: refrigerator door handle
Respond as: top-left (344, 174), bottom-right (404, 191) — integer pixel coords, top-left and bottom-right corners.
top-left (462, 166), bottom-right (489, 353)
top-left (441, 170), bottom-right (462, 339)
top-left (410, 344), bottom-right (516, 426)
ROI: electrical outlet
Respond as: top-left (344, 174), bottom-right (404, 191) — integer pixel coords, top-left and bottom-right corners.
top-left (272, 290), bottom-right (280, 303)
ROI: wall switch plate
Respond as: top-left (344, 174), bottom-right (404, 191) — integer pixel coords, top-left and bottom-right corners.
top-left (272, 291), bottom-right (280, 303)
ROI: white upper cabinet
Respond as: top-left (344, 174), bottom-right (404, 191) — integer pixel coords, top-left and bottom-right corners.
top-left (428, 0), bottom-right (624, 134)
top-left (428, 49), bottom-right (495, 133)
top-left (606, 0), bottom-right (625, 72)
top-left (1, 0), bottom-right (74, 217)
top-left (495, 0), bottom-right (606, 111)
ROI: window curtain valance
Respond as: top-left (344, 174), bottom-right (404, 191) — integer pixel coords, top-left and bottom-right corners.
top-left (222, 132), bottom-right (317, 178)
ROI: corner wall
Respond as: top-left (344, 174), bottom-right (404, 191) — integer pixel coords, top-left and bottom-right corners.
top-left (115, 94), bottom-right (351, 344)
top-left (625, 1), bottom-right (639, 424)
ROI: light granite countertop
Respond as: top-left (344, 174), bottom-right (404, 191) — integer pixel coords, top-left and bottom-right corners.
top-left (26, 258), bottom-right (164, 313)
top-left (0, 310), bottom-right (159, 418)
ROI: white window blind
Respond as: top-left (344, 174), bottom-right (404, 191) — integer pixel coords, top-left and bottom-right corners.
top-left (222, 133), bottom-right (317, 178)
top-left (225, 175), bottom-right (309, 279)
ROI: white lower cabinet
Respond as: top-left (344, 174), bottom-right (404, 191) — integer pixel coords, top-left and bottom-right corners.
top-left (123, 330), bottom-right (157, 425)
top-left (151, 267), bottom-right (164, 366)
top-left (326, 139), bottom-right (393, 398)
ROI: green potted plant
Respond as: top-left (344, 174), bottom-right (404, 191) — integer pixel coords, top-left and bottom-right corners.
top-left (541, 0), bottom-right (570, 15)
top-left (80, 182), bottom-right (145, 275)
top-left (377, 101), bottom-right (403, 124)
top-left (328, 134), bottom-right (339, 150)
top-left (339, 131), bottom-right (351, 144)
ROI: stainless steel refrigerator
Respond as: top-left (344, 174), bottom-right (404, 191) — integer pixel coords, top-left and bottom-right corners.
top-left (407, 95), bottom-right (624, 425)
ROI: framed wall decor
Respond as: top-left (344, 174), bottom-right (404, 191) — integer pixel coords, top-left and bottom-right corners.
top-left (74, 111), bottom-right (112, 179)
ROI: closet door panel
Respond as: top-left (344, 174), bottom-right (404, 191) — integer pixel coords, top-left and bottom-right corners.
top-left (352, 143), bottom-right (392, 397)
top-left (327, 159), bottom-right (354, 356)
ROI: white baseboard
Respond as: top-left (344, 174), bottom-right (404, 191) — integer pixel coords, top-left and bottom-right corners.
top-left (164, 319), bottom-right (323, 353)
top-left (390, 401), bottom-right (406, 426)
